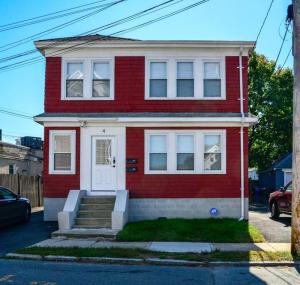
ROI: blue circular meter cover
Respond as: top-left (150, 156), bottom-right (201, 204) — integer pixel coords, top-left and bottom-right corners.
top-left (210, 208), bottom-right (218, 217)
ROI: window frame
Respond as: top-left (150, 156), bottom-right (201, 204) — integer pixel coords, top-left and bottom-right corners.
top-left (61, 58), bottom-right (114, 100)
top-left (175, 60), bottom-right (195, 98)
top-left (145, 130), bottom-right (226, 174)
top-left (49, 130), bottom-right (76, 175)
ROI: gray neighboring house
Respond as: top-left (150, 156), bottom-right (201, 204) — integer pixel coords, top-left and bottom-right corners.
top-left (0, 141), bottom-right (43, 176)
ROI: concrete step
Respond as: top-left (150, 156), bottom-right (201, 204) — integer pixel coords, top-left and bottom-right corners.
top-left (81, 197), bottom-right (115, 204)
top-left (77, 210), bottom-right (112, 218)
top-left (75, 218), bottom-right (111, 228)
top-left (80, 203), bottom-right (114, 211)
top-left (51, 228), bottom-right (118, 240)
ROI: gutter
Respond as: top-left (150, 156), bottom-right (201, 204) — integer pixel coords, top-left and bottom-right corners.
top-left (239, 46), bottom-right (245, 221)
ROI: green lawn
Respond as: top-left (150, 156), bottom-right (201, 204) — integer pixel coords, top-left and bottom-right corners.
top-left (116, 218), bottom-right (265, 243)
top-left (16, 247), bottom-right (295, 262)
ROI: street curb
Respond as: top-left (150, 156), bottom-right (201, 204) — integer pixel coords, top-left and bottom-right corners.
top-left (5, 253), bottom-right (300, 267)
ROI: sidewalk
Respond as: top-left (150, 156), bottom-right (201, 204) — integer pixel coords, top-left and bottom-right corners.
top-left (32, 238), bottom-right (291, 253)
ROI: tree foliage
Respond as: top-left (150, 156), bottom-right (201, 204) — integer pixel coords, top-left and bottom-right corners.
top-left (248, 52), bottom-right (293, 170)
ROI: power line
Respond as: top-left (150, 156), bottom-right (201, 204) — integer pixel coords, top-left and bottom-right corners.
top-left (0, 0), bottom-right (211, 73)
top-left (0, 0), bottom-right (112, 32)
top-left (278, 46), bottom-right (292, 71)
top-left (253, 0), bottom-right (274, 49)
top-left (274, 22), bottom-right (290, 67)
top-left (0, 0), bottom-right (179, 64)
top-left (0, 109), bottom-right (33, 119)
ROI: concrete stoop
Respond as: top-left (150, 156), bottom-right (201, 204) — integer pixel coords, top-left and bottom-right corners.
top-left (51, 228), bottom-right (119, 240)
top-left (73, 196), bottom-right (115, 229)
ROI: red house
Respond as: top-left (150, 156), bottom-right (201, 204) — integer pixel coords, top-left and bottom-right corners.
top-left (34, 35), bottom-right (256, 231)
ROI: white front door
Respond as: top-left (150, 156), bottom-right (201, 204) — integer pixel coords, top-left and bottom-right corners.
top-left (91, 136), bottom-right (117, 191)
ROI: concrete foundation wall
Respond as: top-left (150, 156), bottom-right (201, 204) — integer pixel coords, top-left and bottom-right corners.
top-left (44, 198), bottom-right (66, 221)
top-left (129, 198), bottom-right (248, 221)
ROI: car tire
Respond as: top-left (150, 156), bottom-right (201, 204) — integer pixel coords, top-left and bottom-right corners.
top-left (271, 201), bottom-right (280, 219)
top-left (23, 206), bottom-right (31, 223)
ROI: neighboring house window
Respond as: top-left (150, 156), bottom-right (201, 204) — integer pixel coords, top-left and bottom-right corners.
top-left (176, 62), bottom-right (194, 97)
top-left (8, 164), bottom-right (15, 174)
top-left (203, 62), bottom-right (221, 98)
top-left (66, 62), bottom-right (84, 98)
top-left (149, 135), bottom-right (167, 171)
top-left (149, 62), bottom-right (167, 98)
top-left (145, 130), bottom-right (226, 174)
top-left (176, 135), bottom-right (194, 170)
top-left (49, 130), bottom-right (76, 174)
top-left (204, 134), bottom-right (222, 171)
top-left (93, 62), bottom-right (110, 98)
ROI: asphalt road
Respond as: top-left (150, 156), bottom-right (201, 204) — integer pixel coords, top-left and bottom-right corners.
top-left (0, 210), bottom-right (58, 256)
top-left (0, 259), bottom-right (299, 285)
top-left (249, 206), bottom-right (291, 242)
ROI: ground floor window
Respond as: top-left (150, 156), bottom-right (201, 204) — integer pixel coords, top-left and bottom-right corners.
top-left (145, 130), bottom-right (226, 174)
top-left (49, 130), bottom-right (76, 174)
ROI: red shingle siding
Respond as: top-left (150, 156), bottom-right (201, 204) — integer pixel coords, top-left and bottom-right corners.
top-left (43, 127), bottom-right (80, 198)
top-left (126, 127), bottom-right (248, 199)
top-left (44, 56), bottom-right (248, 113)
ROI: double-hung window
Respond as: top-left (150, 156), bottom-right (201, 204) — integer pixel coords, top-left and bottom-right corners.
top-left (49, 131), bottom-right (76, 174)
top-left (93, 62), bottom-right (110, 98)
top-left (203, 62), bottom-right (221, 98)
top-left (149, 62), bottom-right (167, 98)
top-left (66, 62), bottom-right (84, 98)
top-left (176, 62), bottom-right (194, 97)
top-left (204, 134), bottom-right (222, 171)
top-left (149, 135), bottom-right (167, 171)
top-left (176, 135), bottom-right (194, 170)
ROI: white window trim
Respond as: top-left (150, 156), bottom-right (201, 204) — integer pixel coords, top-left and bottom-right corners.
top-left (61, 58), bottom-right (114, 100)
top-left (49, 130), bottom-right (76, 175)
top-left (145, 57), bottom-right (226, 100)
top-left (144, 130), bottom-right (226, 174)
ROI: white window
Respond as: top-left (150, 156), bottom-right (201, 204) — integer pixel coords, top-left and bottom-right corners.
top-left (49, 130), bottom-right (76, 174)
top-left (66, 62), bottom-right (84, 98)
top-left (149, 62), bottom-right (167, 98)
top-left (93, 62), bottom-right (111, 98)
top-left (145, 130), bottom-right (226, 174)
top-left (149, 135), bottom-right (167, 171)
top-left (176, 62), bottom-right (194, 97)
top-left (203, 62), bottom-right (221, 98)
top-left (176, 135), bottom-right (194, 170)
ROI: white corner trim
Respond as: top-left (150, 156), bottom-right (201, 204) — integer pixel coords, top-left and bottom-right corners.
top-left (49, 130), bottom-right (76, 175)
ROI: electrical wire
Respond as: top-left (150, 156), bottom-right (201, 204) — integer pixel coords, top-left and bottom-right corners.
top-left (278, 46), bottom-right (292, 71)
top-left (274, 22), bottom-right (290, 67)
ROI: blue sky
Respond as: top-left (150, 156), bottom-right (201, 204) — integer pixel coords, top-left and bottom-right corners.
top-left (0, 0), bottom-right (292, 143)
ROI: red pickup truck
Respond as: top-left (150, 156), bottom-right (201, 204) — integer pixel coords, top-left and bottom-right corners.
top-left (269, 182), bottom-right (292, 219)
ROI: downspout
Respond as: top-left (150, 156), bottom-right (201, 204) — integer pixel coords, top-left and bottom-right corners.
top-left (239, 46), bottom-right (245, 221)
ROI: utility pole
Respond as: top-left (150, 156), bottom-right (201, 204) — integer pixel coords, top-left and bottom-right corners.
top-left (291, 0), bottom-right (300, 255)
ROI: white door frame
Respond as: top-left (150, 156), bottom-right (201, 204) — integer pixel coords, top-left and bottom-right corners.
top-left (80, 126), bottom-right (126, 195)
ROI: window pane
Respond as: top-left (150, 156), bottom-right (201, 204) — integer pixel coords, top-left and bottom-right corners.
top-left (177, 79), bottom-right (194, 97)
top-left (204, 135), bottom-right (221, 153)
top-left (150, 62), bottom-right (166, 79)
top-left (93, 80), bottom-right (110, 97)
top-left (204, 79), bottom-right (221, 97)
top-left (204, 153), bottom-right (221, 171)
top-left (177, 135), bottom-right (194, 153)
top-left (150, 79), bottom-right (167, 97)
top-left (177, 153), bottom-right (194, 170)
top-left (150, 153), bottom-right (167, 170)
top-left (204, 62), bottom-right (220, 78)
top-left (54, 153), bottom-right (71, 170)
top-left (93, 63), bottom-right (109, 79)
top-left (96, 139), bottom-right (111, 165)
top-left (150, 135), bottom-right (166, 153)
top-left (177, 62), bottom-right (193, 79)
top-left (54, 135), bottom-right (71, 152)
top-left (66, 80), bottom-right (83, 97)
top-left (67, 63), bottom-right (83, 79)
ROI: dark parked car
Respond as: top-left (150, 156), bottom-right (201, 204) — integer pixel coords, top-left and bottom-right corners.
top-left (269, 181), bottom-right (292, 219)
top-left (0, 186), bottom-right (31, 227)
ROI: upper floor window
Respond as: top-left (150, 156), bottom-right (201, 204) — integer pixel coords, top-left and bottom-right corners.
top-left (204, 62), bottom-right (221, 98)
top-left (150, 62), bottom-right (167, 98)
top-left (62, 59), bottom-right (114, 100)
top-left (176, 62), bottom-right (194, 98)
top-left (93, 62), bottom-right (110, 98)
top-left (66, 62), bottom-right (84, 98)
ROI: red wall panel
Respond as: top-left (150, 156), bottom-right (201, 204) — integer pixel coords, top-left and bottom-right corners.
top-left (44, 56), bottom-right (249, 113)
top-left (43, 127), bottom-right (80, 198)
top-left (126, 127), bottom-right (248, 199)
